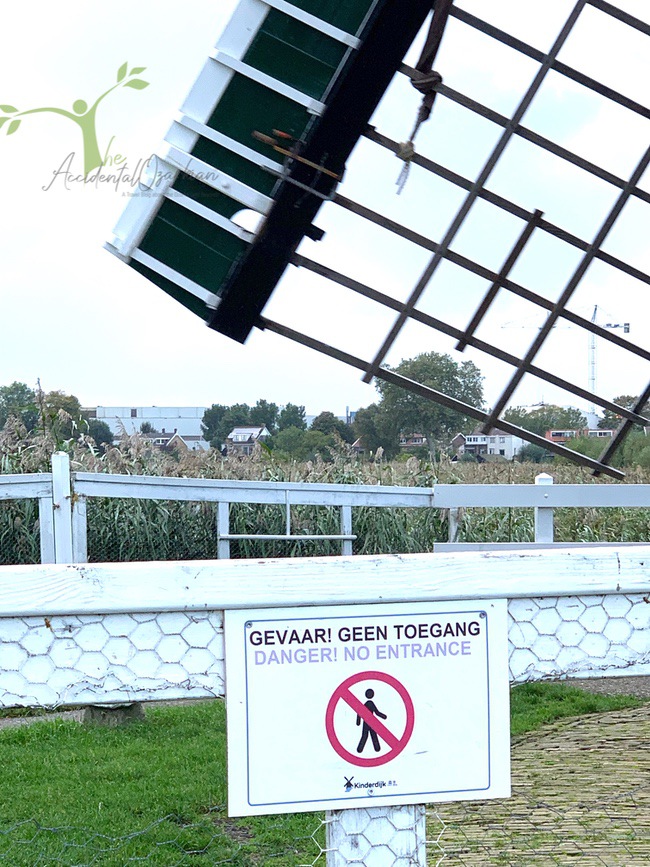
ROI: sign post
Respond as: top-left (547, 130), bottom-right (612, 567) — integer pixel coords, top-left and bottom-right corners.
top-left (325, 803), bottom-right (427, 866)
top-left (225, 599), bottom-right (510, 837)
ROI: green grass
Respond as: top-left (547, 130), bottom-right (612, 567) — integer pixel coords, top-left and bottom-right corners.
top-left (0, 684), bottom-right (645, 865)
top-left (510, 680), bottom-right (643, 736)
top-left (0, 702), bottom-right (321, 866)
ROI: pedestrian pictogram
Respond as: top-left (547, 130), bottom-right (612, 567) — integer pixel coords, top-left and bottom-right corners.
top-left (356, 687), bottom-right (387, 753)
top-left (325, 670), bottom-right (415, 767)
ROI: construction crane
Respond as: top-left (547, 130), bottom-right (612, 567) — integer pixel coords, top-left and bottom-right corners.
top-left (502, 308), bottom-right (630, 416)
top-left (588, 306), bottom-right (630, 414)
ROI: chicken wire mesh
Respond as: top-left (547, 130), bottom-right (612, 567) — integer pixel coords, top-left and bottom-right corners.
top-left (427, 702), bottom-right (650, 865)
top-left (81, 498), bottom-right (650, 562)
top-left (0, 809), bottom-right (325, 867)
top-left (82, 498), bottom-right (449, 562)
top-left (0, 500), bottom-right (41, 566)
top-left (1, 715), bottom-right (648, 866)
top-left (3, 494), bottom-right (650, 564)
top-left (429, 786), bottom-right (650, 866)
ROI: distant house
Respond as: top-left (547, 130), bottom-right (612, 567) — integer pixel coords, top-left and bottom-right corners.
top-left (139, 431), bottom-right (210, 451)
top-left (166, 433), bottom-right (210, 452)
top-left (545, 429), bottom-right (579, 445)
top-left (453, 430), bottom-right (525, 460)
top-left (545, 429), bottom-right (615, 444)
top-left (585, 429), bottom-right (615, 439)
top-left (398, 433), bottom-right (427, 451)
top-left (225, 426), bottom-right (271, 456)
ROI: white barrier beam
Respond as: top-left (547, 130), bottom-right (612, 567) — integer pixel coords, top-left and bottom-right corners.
top-left (0, 548), bottom-right (649, 617)
top-left (0, 549), bottom-right (648, 709)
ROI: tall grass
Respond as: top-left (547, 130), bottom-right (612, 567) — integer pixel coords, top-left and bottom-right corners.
top-left (2, 426), bottom-right (650, 564)
top-left (0, 500), bottom-right (40, 565)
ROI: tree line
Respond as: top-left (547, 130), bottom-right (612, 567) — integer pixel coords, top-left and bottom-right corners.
top-left (201, 354), bottom-right (646, 464)
top-left (2, 353), bottom-right (647, 465)
top-left (0, 382), bottom-right (113, 448)
top-left (201, 352), bottom-right (486, 460)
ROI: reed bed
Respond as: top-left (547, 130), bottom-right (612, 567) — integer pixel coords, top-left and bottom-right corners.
top-left (1, 424), bottom-right (650, 564)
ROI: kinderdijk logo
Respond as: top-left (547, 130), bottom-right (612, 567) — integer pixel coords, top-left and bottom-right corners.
top-left (0, 62), bottom-right (152, 189)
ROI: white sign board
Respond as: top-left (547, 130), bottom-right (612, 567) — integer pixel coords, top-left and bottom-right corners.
top-left (225, 600), bottom-right (510, 816)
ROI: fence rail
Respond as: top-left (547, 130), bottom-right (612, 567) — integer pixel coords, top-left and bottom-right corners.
top-left (0, 470), bottom-right (55, 564)
top-left (3, 454), bottom-right (650, 565)
top-left (0, 473), bottom-right (52, 500)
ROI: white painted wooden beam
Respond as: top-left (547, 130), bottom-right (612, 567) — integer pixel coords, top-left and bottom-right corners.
top-left (261, 0), bottom-right (361, 47)
top-left (51, 452), bottom-right (73, 565)
top-left (164, 189), bottom-right (255, 243)
top-left (71, 473), bottom-right (436, 506)
top-left (129, 250), bottom-right (220, 309)
top-left (210, 51), bottom-right (326, 115)
top-left (0, 474), bottom-right (52, 500)
top-left (164, 146), bottom-right (273, 213)
top-left (170, 114), bottom-right (283, 176)
top-left (0, 548), bottom-right (648, 618)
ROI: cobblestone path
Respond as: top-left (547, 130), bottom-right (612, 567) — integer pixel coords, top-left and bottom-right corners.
top-left (431, 701), bottom-right (650, 865)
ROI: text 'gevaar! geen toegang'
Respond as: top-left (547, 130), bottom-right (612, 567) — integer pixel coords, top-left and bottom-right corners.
top-left (248, 620), bottom-right (483, 665)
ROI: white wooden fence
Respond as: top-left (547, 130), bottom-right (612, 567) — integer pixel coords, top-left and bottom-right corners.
top-left (2, 453), bottom-right (650, 866)
top-left (3, 452), bottom-right (650, 565)
top-left (2, 548), bottom-right (649, 708)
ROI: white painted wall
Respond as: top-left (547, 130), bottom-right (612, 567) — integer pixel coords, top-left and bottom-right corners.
top-left (95, 406), bottom-right (207, 438)
top-left (0, 550), bottom-right (648, 708)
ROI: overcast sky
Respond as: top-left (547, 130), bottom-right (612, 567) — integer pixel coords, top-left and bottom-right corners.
top-left (1, 0), bottom-right (648, 417)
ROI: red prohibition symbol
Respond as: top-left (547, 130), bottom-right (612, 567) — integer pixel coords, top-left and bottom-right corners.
top-left (325, 670), bottom-right (415, 767)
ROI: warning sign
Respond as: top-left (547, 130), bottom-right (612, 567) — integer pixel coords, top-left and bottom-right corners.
top-left (225, 600), bottom-right (510, 816)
